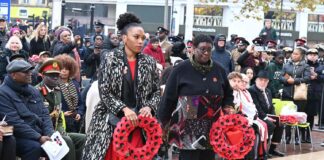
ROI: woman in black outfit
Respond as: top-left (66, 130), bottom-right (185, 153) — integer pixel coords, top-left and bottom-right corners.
top-left (29, 22), bottom-right (51, 56)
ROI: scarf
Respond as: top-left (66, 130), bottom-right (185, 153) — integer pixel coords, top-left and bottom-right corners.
top-left (4, 76), bottom-right (32, 97)
top-left (59, 80), bottom-right (78, 111)
top-left (189, 55), bottom-right (213, 75)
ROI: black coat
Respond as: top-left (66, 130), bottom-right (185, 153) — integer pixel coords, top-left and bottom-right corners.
top-left (29, 37), bottom-right (51, 56)
top-left (0, 49), bottom-right (29, 82)
top-left (248, 85), bottom-right (275, 120)
top-left (0, 76), bottom-right (54, 140)
top-left (83, 47), bottom-right (101, 79)
top-left (53, 41), bottom-right (75, 57)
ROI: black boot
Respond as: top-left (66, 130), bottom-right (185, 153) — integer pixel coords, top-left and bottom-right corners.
top-left (268, 144), bottom-right (285, 157)
top-left (305, 128), bottom-right (311, 143)
top-left (300, 128), bottom-right (306, 143)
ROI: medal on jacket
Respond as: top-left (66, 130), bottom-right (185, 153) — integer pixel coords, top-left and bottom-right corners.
top-left (41, 86), bottom-right (48, 96)
top-left (123, 66), bottom-right (128, 75)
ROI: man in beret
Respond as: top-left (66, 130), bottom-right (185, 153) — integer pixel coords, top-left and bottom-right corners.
top-left (0, 60), bottom-right (53, 160)
top-left (248, 70), bottom-right (284, 157)
top-left (36, 59), bottom-right (86, 160)
top-left (295, 38), bottom-right (309, 49)
top-left (157, 26), bottom-right (172, 54)
top-left (282, 47), bottom-right (293, 64)
top-left (231, 37), bottom-right (249, 72)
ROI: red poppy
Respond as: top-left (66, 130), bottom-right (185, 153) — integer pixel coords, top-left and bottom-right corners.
top-left (280, 115), bottom-right (298, 124)
top-left (209, 114), bottom-right (255, 159)
top-left (113, 116), bottom-right (163, 160)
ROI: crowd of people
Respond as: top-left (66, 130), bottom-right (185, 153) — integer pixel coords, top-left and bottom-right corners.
top-left (0, 12), bottom-right (323, 160)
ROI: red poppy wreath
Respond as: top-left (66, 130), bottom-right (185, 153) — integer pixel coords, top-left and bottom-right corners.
top-left (209, 114), bottom-right (255, 159)
top-left (280, 115), bottom-right (298, 124)
top-left (113, 116), bottom-right (163, 160)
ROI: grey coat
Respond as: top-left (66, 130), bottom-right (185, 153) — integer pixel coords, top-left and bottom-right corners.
top-left (82, 47), bottom-right (161, 160)
top-left (279, 60), bottom-right (311, 100)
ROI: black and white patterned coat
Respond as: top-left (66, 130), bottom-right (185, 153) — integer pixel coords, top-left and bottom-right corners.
top-left (82, 48), bottom-right (161, 160)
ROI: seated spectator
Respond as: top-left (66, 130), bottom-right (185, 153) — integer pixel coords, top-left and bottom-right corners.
top-left (55, 54), bottom-right (85, 133)
top-left (29, 22), bottom-right (51, 56)
top-left (0, 60), bottom-right (53, 159)
top-left (0, 36), bottom-right (29, 82)
top-left (143, 37), bottom-right (166, 68)
top-left (241, 67), bottom-right (254, 87)
top-left (248, 70), bottom-right (284, 157)
top-left (36, 59), bottom-right (86, 160)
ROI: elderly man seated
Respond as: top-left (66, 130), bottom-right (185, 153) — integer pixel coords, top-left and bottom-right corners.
top-left (0, 60), bottom-right (53, 160)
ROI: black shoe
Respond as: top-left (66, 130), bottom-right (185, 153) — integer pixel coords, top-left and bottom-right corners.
top-left (267, 153), bottom-right (272, 158)
top-left (269, 150), bottom-right (285, 157)
top-left (286, 137), bottom-right (291, 144)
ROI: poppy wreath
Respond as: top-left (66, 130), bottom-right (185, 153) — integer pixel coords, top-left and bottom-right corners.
top-left (280, 115), bottom-right (298, 124)
top-left (209, 114), bottom-right (255, 159)
top-left (113, 116), bottom-right (163, 160)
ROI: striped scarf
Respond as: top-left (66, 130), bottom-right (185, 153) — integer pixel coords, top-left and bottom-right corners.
top-left (59, 80), bottom-right (78, 111)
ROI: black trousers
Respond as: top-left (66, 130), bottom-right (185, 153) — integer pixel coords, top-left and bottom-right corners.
top-left (264, 119), bottom-right (284, 143)
top-left (179, 149), bottom-right (214, 160)
top-left (0, 136), bottom-right (16, 160)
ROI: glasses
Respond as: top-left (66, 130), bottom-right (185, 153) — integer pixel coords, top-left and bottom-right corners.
top-left (197, 47), bottom-right (212, 53)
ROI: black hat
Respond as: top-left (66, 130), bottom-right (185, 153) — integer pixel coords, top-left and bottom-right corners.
top-left (168, 36), bottom-right (181, 43)
top-left (157, 26), bottom-right (169, 34)
top-left (256, 70), bottom-right (270, 79)
top-left (252, 37), bottom-right (264, 46)
top-left (9, 54), bottom-right (26, 62)
top-left (274, 51), bottom-right (284, 58)
top-left (266, 40), bottom-right (277, 46)
top-left (0, 17), bottom-right (5, 22)
top-left (237, 38), bottom-right (250, 46)
top-left (94, 20), bottom-right (104, 27)
top-left (6, 60), bottom-right (34, 73)
top-left (307, 48), bottom-right (318, 55)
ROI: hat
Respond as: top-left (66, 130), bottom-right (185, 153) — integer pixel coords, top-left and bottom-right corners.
top-left (39, 58), bottom-right (62, 74)
top-left (39, 51), bottom-right (51, 57)
top-left (237, 38), bottom-right (250, 46)
top-left (157, 26), bottom-right (169, 34)
top-left (256, 70), bottom-right (270, 79)
top-left (9, 54), bottom-right (26, 62)
top-left (307, 48), bottom-right (318, 55)
top-left (216, 34), bottom-right (226, 41)
top-left (252, 37), bottom-right (264, 46)
top-left (282, 47), bottom-right (293, 53)
top-left (0, 17), bottom-right (5, 21)
top-left (168, 36), bottom-right (181, 43)
top-left (295, 38), bottom-right (306, 43)
top-left (6, 60), bottom-right (34, 73)
top-left (266, 49), bottom-right (277, 55)
top-left (266, 40), bottom-right (277, 46)
top-left (94, 20), bottom-right (104, 27)
top-left (186, 40), bottom-right (193, 47)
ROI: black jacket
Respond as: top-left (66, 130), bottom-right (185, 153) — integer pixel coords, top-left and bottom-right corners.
top-left (0, 49), bottom-right (29, 82)
top-left (84, 47), bottom-right (101, 79)
top-left (0, 76), bottom-right (53, 140)
top-left (307, 60), bottom-right (323, 100)
top-left (30, 37), bottom-right (51, 56)
top-left (53, 41), bottom-right (75, 57)
top-left (211, 34), bottom-right (234, 75)
top-left (248, 84), bottom-right (275, 120)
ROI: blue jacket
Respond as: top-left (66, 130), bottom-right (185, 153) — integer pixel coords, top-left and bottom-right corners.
top-left (211, 34), bottom-right (234, 75)
top-left (0, 76), bottom-right (54, 140)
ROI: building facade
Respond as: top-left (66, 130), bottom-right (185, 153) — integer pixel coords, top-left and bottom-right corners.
top-left (50, 0), bottom-right (324, 45)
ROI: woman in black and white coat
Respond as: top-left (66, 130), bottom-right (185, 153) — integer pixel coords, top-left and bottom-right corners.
top-left (82, 13), bottom-right (160, 159)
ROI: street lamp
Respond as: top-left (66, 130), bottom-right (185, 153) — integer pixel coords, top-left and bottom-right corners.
top-left (90, 4), bottom-right (95, 32)
top-left (61, 0), bottom-right (66, 26)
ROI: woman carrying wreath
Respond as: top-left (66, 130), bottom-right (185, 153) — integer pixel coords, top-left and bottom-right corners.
top-left (82, 13), bottom-right (160, 160)
top-left (158, 34), bottom-right (234, 160)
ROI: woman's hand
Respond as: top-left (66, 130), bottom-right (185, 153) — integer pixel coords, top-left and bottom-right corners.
top-left (74, 114), bottom-right (81, 121)
top-left (123, 107), bottom-right (138, 126)
top-left (64, 111), bottom-right (73, 116)
top-left (139, 107), bottom-right (152, 118)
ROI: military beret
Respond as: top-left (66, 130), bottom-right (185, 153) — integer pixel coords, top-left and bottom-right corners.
top-left (39, 58), bottom-right (62, 74)
top-left (237, 38), bottom-right (250, 46)
top-left (295, 38), bottom-right (306, 43)
top-left (266, 40), bottom-right (277, 46)
top-left (157, 26), bottom-right (169, 34)
top-left (39, 51), bottom-right (51, 57)
top-left (282, 47), bottom-right (293, 53)
top-left (6, 60), bottom-right (34, 73)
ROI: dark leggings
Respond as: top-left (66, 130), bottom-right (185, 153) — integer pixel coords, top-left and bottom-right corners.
top-left (179, 149), bottom-right (215, 160)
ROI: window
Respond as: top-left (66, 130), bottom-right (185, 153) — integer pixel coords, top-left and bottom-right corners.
top-left (23, 0), bottom-right (29, 4)
top-left (264, 11), bottom-right (296, 31)
top-left (308, 14), bottom-right (324, 32)
top-left (193, 6), bottom-right (223, 27)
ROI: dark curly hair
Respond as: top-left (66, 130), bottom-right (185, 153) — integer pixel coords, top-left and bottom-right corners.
top-left (192, 34), bottom-right (213, 48)
top-left (54, 54), bottom-right (79, 78)
top-left (116, 12), bottom-right (142, 35)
